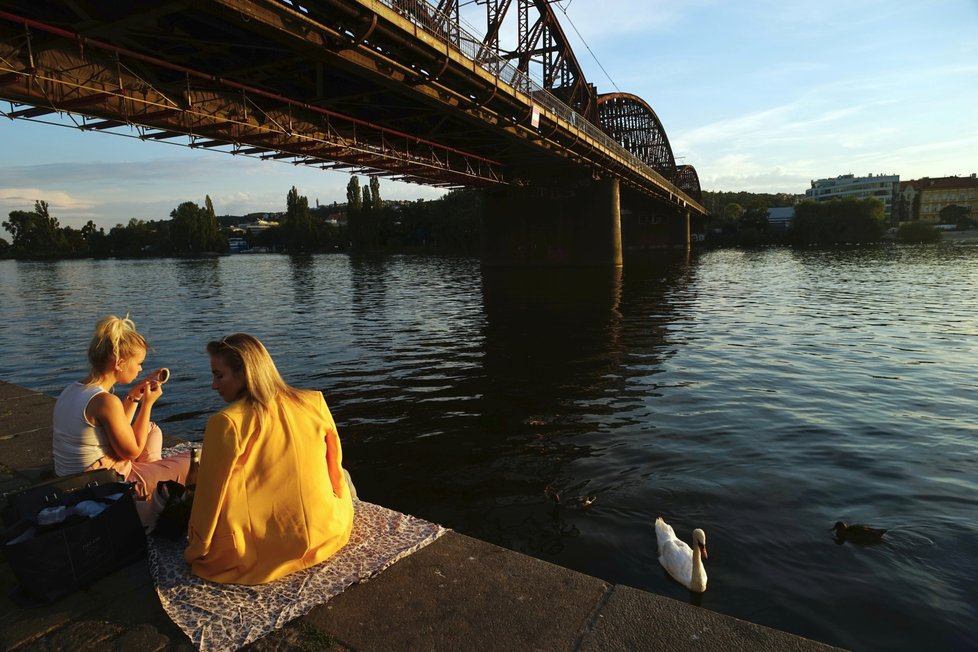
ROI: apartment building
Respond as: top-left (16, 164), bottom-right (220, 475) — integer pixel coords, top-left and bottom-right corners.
top-left (915, 174), bottom-right (978, 223)
top-left (805, 173), bottom-right (900, 223)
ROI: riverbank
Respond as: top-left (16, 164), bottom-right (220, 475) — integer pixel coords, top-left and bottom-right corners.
top-left (0, 380), bottom-right (842, 651)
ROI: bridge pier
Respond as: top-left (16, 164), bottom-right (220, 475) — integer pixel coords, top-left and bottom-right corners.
top-left (481, 177), bottom-right (622, 267)
top-left (619, 201), bottom-right (691, 255)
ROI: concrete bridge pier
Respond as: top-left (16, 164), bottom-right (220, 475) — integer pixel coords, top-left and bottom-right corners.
top-left (481, 176), bottom-right (622, 267)
top-left (619, 201), bottom-right (692, 255)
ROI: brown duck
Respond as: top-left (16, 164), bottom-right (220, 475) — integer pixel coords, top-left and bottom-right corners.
top-left (832, 521), bottom-right (886, 544)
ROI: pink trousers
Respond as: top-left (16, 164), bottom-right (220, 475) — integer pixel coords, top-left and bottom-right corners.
top-left (126, 423), bottom-right (192, 500)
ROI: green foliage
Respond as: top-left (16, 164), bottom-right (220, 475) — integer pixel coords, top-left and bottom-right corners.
top-left (169, 197), bottom-right (225, 254)
top-left (394, 190), bottom-right (482, 252)
top-left (346, 177), bottom-right (361, 212)
top-left (787, 198), bottom-right (885, 245)
top-left (109, 218), bottom-right (165, 257)
top-left (699, 191), bottom-right (800, 247)
top-left (701, 190), bottom-right (804, 217)
top-left (939, 204), bottom-right (974, 229)
top-left (283, 186), bottom-right (316, 252)
top-left (896, 221), bottom-right (941, 243)
top-left (347, 176), bottom-right (396, 250)
top-left (2, 183), bottom-right (485, 259)
top-left (2, 200), bottom-right (67, 257)
top-left (369, 176), bottom-right (382, 211)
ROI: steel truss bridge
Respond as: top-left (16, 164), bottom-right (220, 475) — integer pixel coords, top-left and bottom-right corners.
top-left (0, 0), bottom-right (705, 214)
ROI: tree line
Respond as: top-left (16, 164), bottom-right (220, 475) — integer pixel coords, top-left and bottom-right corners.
top-left (1, 196), bottom-right (225, 259)
top-left (701, 189), bottom-right (963, 246)
top-left (1, 178), bottom-right (484, 259)
top-left (5, 183), bottom-right (964, 259)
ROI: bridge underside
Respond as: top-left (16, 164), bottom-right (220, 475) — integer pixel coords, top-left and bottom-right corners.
top-left (0, 1), bottom-right (703, 266)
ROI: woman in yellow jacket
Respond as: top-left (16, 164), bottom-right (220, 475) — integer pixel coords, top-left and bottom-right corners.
top-left (184, 333), bottom-right (355, 584)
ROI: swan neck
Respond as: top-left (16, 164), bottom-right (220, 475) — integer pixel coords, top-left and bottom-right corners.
top-left (690, 542), bottom-right (706, 592)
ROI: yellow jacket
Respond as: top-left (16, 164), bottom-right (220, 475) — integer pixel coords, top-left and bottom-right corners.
top-left (184, 390), bottom-right (354, 584)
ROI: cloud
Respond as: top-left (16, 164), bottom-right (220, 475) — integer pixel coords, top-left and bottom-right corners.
top-left (0, 188), bottom-right (97, 211)
top-left (0, 155), bottom-right (246, 188)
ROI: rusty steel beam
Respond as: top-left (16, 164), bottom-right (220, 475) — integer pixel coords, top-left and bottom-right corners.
top-left (0, 7), bottom-right (506, 188)
top-left (0, 2), bottom-right (705, 213)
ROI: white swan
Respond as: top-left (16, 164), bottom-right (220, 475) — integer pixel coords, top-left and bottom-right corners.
top-left (654, 517), bottom-right (708, 592)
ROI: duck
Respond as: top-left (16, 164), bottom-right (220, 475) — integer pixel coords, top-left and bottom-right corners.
top-left (832, 521), bottom-right (886, 544)
top-left (654, 517), bottom-right (708, 592)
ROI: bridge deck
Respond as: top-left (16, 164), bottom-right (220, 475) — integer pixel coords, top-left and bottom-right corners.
top-left (0, 1), bottom-right (705, 214)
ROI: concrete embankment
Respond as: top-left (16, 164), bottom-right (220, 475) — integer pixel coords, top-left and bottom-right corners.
top-left (0, 380), bottom-right (843, 651)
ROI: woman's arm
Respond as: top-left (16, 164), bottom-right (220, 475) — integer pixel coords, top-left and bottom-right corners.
top-left (185, 412), bottom-right (240, 561)
top-left (86, 380), bottom-right (161, 459)
top-left (320, 394), bottom-right (348, 499)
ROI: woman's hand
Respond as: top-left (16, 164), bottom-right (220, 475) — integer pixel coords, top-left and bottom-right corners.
top-left (143, 380), bottom-right (163, 406)
top-left (127, 379), bottom-right (163, 406)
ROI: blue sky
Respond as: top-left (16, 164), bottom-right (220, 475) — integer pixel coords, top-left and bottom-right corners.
top-left (2, 0), bottom-right (976, 230)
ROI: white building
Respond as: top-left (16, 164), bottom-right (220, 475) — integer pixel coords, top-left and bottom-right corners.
top-left (766, 207), bottom-right (794, 232)
top-left (805, 173), bottom-right (900, 222)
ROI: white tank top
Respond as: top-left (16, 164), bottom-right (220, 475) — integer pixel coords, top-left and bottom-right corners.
top-left (52, 382), bottom-right (114, 475)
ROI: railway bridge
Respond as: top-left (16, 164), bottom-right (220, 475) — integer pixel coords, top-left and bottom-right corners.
top-left (0, 0), bottom-right (707, 265)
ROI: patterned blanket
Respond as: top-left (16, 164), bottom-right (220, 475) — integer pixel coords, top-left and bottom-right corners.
top-left (148, 445), bottom-right (445, 651)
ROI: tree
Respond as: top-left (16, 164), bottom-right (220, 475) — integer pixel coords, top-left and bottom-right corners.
top-left (939, 204), bottom-right (973, 229)
top-left (202, 195), bottom-right (225, 251)
top-left (787, 198), bottom-right (885, 246)
top-left (109, 218), bottom-right (158, 257)
top-left (169, 197), bottom-right (226, 254)
top-left (170, 201), bottom-right (205, 253)
top-left (346, 176), bottom-right (363, 247)
top-left (896, 221), bottom-right (941, 243)
top-left (737, 207), bottom-right (770, 246)
top-left (369, 176), bottom-right (382, 211)
top-left (81, 220), bottom-right (111, 258)
top-left (283, 186), bottom-right (316, 252)
top-left (346, 176), bottom-right (361, 213)
top-left (2, 200), bottom-right (66, 257)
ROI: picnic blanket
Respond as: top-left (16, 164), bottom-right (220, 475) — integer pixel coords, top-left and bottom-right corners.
top-left (149, 446), bottom-right (446, 651)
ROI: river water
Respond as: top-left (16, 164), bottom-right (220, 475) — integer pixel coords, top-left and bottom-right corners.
top-left (1, 246), bottom-right (976, 651)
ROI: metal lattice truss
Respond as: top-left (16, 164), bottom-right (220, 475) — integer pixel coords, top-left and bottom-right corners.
top-left (0, 1), bottom-right (704, 212)
top-left (597, 93), bottom-right (702, 202)
top-left (598, 93), bottom-right (676, 179)
top-left (673, 165), bottom-right (702, 203)
top-left (0, 8), bottom-right (503, 188)
top-left (470, 0), bottom-right (596, 123)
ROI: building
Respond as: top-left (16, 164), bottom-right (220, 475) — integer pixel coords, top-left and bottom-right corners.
top-left (805, 173), bottom-right (900, 223)
top-left (914, 174), bottom-right (978, 224)
top-left (766, 207), bottom-right (794, 233)
top-left (227, 237), bottom-right (249, 254)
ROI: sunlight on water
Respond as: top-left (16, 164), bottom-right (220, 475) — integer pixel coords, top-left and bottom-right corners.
top-left (1, 245), bottom-right (976, 651)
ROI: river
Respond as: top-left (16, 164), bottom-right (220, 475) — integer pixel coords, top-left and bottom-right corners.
top-left (1, 245), bottom-right (976, 651)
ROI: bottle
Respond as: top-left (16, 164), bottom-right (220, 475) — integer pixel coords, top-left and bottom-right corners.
top-left (186, 448), bottom-right (200, 488)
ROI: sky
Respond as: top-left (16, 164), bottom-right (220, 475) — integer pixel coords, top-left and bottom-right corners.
top-left (1, 0), bottom-right (976, 230)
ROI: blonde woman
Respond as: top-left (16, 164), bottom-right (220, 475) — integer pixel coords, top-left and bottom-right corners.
top-left (52, 315), bottom-right (191, 513)
top-left (185, 333), bottom-right (355, 584)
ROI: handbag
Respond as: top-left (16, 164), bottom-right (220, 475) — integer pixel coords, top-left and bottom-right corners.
top-left (2, 468), bottom-right (124, 527)
top-left (0, 470), bottom-right (146, 603)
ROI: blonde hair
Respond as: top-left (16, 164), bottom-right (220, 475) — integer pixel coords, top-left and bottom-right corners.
top-left (87, 314), bottom-right (148, 377)
top-left (207, 333), bottom-right (298, 410)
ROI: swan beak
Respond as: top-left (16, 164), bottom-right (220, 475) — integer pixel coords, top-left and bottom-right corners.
top-left (699, 543), bottom-right (708, 560)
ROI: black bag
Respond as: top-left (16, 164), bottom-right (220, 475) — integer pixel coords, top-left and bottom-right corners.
top-left (0, 471), bottom-right (146, 603)
top-left (2, 468), bottom-right (124, 527)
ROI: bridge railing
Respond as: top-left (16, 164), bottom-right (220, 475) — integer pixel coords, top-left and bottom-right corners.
top-left (362, 0), bottom-right (688, 201)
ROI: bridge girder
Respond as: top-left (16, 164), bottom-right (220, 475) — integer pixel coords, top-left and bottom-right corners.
top-left (673, 164), bottom-right (702, 203)
top-left (474, 0), bottom-right (597, 124)
top-left (0, 1), bottom-right (706, 215)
